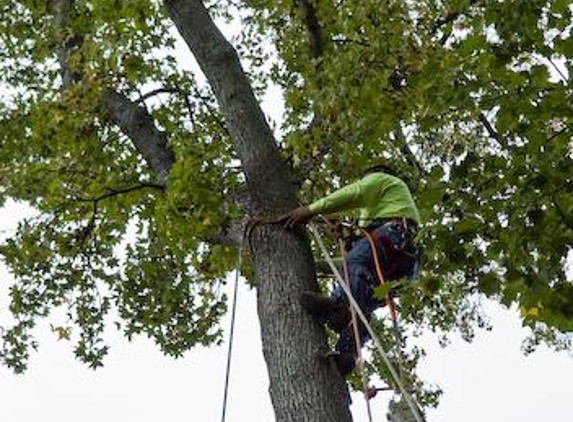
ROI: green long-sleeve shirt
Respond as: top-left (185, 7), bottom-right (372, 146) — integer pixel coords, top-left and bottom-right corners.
top-left (308, 172), bottom-right (421, 226)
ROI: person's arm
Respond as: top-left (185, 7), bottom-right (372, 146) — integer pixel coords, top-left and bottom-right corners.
top-left (279, 206), bottom-right (314, 229)
top-left (308, 176), bottom-right (374, 216)
top-left (278, 174), bottom-right (379, 228)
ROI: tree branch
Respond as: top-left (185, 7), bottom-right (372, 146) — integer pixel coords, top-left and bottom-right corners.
top-left (479, 112), bottom-right (508, 148)
top-left (547, 57), bottom-right (568, 83)
top-left (394, 123), bottom-right (426, 177)
top-left (52, 0), bottom-right (81, 88)
top-left (52, 1), bottom-right (176, 185)
top-left (297, 0), bottom-right (325, 59)
top-left (546, 126), bottom-right (569, 144)
top-left (72, 182), bottom-right (165, 204)
top-left (136, 87), bottom-right (187, 105)
top-left (136, 86), bottom-right (196, 129)
top-left (102, 90), bottom-right (175, 184)
top-left (164, 0), bottom-right (295, 213)
top-left (332, 37), bottom-right (371, 48)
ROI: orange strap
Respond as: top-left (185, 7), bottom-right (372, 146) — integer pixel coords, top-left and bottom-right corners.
top-left (362, 229), bottom-right (398, 323)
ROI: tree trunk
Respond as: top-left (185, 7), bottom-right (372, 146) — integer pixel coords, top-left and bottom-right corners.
top-left (164, 1), bottom-right (353, 421)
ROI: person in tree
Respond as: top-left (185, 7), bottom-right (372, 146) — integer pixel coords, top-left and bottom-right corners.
top-left (280, 165), bottom-right (421, 376)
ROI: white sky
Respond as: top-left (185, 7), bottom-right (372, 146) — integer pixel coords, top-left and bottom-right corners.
top-left (1, 11), bottom-right (572, 422)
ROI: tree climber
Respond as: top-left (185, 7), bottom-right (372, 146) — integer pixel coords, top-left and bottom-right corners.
top-left (279, 166), bottom-right (421, 377)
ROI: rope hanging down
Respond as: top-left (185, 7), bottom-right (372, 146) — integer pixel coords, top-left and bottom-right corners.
top-left (338, 238), bottom-right (375, 422)
top-left (309, 223), bottom-right (425, 422)
top-left (220, 243), bottom-right (243, 422)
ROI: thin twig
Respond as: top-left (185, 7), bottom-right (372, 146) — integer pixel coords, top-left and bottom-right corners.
top-left (135, 87), bottom-right (181, 104)
top-left (547, 126), bottom-right (569, 144)
top-left (547, 57), bottom-right (568, 83)
top-left (332, 37), bottom-right (372, 48)
top-left (73, 182), bottom-right (164, 204)
top-left (478, 112), bottom-right (507, 148)
top-left (136, 87), bottom-right (195, 124)
top-left (394, 123), bottom-right (426, 176)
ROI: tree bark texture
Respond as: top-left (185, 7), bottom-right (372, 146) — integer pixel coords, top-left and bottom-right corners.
top-left (164, 1), bottom-right (353, 421)
top-left (102, 90), bottom-right (175, 184)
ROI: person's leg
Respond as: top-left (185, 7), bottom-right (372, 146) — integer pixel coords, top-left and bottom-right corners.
top-left (301, 225), bottom-right (418, 375)
top-left (301, 234), bottom-right (380, 332)
top-left (332, 235), bottom-right (384, 312)
top-left (329, 237), bottom-right (386, 375)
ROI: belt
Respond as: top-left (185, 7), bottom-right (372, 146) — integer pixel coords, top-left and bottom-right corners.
top-left (365, 218), bottom-right (418, 232)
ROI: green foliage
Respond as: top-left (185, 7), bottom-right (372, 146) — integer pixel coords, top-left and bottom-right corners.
top-left (0, 0), bottom-right (237, 372)
top-left (246, 0), bottom-right (572, 342)
top-left (0, 0), bottom-right (571, 407)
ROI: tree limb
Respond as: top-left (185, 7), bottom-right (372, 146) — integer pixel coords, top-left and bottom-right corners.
top-left (332, 37), bottom-right (371, 48)
top-left (164, 0), bottom-right (295, 213)
top-left (394, 123), bottom-right (426, 176)
top-left (102, 90), bottom-right (175, 184)
top-left (72, 182), bottom-right (165, 203)
top-left (297, 0), bottom-right (325, 59)
top-left (479, 112), bottom-right (508, 148)
top-left (52, 0), bottom-right (175, 185)
top-left (52, 0), bottom-right (80, 88)
top-left (547, 126), bottom-right (569, 144)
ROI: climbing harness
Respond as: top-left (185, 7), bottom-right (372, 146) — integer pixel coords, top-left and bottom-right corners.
top-left (309, 222), bottom-right (425, 422)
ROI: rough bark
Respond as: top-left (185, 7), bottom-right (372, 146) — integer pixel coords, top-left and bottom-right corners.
top-left (163, 1), bottom-right (353, 422)
top-left (102, 90), bottom-right (175, 184)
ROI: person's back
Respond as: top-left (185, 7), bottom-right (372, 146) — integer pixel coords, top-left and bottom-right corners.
top-left (308, 172), bottom-right (420, 227)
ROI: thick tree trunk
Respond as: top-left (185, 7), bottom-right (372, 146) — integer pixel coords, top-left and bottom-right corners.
top-left (164, 1), bottom-right (353, 421)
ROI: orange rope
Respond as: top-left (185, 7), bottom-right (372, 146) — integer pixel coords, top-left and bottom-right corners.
top-left (361, 229), bottom-right (398, 323)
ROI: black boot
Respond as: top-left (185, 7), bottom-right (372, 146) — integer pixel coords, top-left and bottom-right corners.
top-left (300, 291), bottom-right (350, 332)
top-left (326, 351), bottom-right (356, 377)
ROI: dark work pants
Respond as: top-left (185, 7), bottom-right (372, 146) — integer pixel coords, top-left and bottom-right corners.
top-left (332, 222), bottom-right (418, 354)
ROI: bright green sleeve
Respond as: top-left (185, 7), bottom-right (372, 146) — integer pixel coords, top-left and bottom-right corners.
top-left (308, 175), bottom-right (376, 215)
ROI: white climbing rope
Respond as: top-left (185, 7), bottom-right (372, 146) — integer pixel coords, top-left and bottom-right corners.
top-left (309, 223), bottom-right (424, 422)
top-left (339, 238), bottom-right (374, 422)
top-left (220, 244), bottom-right (243, 422)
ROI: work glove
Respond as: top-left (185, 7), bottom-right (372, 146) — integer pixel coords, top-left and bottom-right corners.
top-left (278, 206), bottom-right (314, 229)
